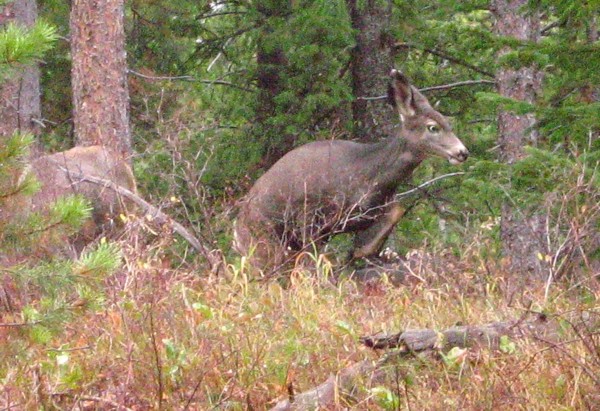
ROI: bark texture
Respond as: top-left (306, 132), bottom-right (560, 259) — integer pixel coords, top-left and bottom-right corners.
top-left (0, 0), bottom-right (41, 141)
top-left (70, 0), bottom-right (131, 160)
top-left (491, 0), bottom-right (547, 279)
top-left (346, 0), bottom-right (396, 143)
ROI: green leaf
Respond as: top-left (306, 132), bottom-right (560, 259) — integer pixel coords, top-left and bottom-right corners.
top-left (370, 386), bottom-right (400, 410)
top-left (441, 346), bottom-right (468, 368)
top-left (499, 335), bottom-right (516, 354)
top-left (334, 320), bottom-right (354, 336)
top-left (192, 302), bottom-right (214, 319)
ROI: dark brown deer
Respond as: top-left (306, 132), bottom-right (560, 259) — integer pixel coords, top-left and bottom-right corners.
top-left (234, 70), bottom-right (469, 274)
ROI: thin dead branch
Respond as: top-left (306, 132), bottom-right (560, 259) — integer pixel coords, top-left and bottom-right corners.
top-left (128, 69), bottom-right (253, 92)
top-left (394, 172), bottom-right (465, 201)
top-left (0, 320), bottom-right (42, 327)
top-left (56, 166), bottom-right (223, 273)
top-left (420, 79), bottom-right (496, 92)
top-left (395, 42), bottom-right (495, 77)
top-left (357, 80), bottom-right (495, 101)
top-left (50, 393), bottom-right (134, 411)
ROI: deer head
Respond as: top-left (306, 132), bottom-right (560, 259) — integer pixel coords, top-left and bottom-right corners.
top-left (388, 69), bottom-right (469, 165)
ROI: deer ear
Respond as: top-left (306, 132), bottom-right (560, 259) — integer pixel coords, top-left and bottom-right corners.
top-left (388, 69), bottom-right (416, 119)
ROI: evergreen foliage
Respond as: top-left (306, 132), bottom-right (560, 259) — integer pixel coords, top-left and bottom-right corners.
top-left (1, 1), bottom-right (598, 408)
top-left (56, 0), bottom-right (593, 265)
top-left (0, 16), bottom-right (120, 339)
top-left (0, 20), bottom-right (56, 78)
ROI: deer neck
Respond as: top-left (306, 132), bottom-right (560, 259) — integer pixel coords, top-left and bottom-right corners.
top-left (360, 136), bottom-right (425, 188)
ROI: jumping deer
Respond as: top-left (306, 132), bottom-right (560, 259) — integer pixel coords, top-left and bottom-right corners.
top-left (234, 70), bottom-right (469, 274)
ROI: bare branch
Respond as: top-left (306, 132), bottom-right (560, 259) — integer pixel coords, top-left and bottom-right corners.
top-left (128, 70), bottom-right (254, 92)
top-left (420, 79), bottom-right (496, 92)
top-left (197, 10), bottom-right (249, 20)
top-left (56, 166), bottom-right (223, 273)
top-left (357, 80), bottom-right (495, 101)
top-left (396, 42), bottom-right (495, 78)
top-left (394, 172), bottom-right (465, 201)
top-left (0, 320), bottom-right (42, 327)
top-left (50, 393), bottom-right (134, 411)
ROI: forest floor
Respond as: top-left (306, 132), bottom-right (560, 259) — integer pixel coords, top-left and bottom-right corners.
top-left (1, 225), bottom-right (599, 410)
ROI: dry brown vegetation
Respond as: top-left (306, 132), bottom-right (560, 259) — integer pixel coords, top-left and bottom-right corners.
top-left (1, 213), bottom-right (598, 410)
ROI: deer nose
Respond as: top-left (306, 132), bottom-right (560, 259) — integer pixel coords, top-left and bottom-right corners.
top-left (457, 148), bottom-right (469, 162)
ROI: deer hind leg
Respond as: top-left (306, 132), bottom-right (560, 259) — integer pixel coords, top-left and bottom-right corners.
top-left (233, 218), bottom-right (288, 274)
top-left (352, 203), bottom-right (406, 259)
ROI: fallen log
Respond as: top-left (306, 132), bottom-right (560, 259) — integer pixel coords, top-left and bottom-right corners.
top-left (271, 313), bottom-right (555, 410)
top-left (360, 313), bottom-right (551, 352)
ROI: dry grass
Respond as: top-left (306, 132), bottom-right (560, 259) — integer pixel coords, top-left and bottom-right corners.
top-left (1, 221), bottom-right (599, 410)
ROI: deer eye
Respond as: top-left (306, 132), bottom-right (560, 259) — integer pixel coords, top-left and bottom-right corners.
top-left (427, 124), bottom-right (441, 133)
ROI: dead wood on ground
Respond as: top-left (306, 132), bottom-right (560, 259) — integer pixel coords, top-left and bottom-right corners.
top-left (271, 313), bottom-right (555, 410)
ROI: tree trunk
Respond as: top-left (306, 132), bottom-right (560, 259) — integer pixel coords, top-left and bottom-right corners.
top-left (491, 0), bottom-right (547, 279)
top-left (0, 0), bottom-right (41, 142)
top-left (346, 0), bottom-right (396, 143)
top-left (70, 0), bottom-right (132, 160)
top-left (254, 0), bottom-right (292, 169)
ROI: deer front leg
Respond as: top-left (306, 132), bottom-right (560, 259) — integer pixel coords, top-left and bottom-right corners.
top-left (352, 203), bottom-right (406, 259)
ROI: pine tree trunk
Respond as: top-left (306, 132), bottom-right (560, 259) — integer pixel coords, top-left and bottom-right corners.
top-left (491, 0), bottom-right (548, 279)
top-left (70, 0), bottom-right (132, 160)
top-left (0, 0), bottom-right (41, 142)
top-left (346, 0), bottom-right (396, 143)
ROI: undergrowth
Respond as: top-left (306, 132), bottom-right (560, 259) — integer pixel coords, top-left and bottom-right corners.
top-left (1, 220), bottom-right (598, 410)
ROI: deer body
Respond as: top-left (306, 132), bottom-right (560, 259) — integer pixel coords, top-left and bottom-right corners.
top-left (28, 145), bottom-right (136, 237)
top-left (3, 145), bottom-right (136, 259)
top-left (235, 71), bottom-right (469, 273)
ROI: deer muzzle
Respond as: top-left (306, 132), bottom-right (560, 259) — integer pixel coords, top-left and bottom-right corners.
top-left (447, 145), bottom-right (469, 165)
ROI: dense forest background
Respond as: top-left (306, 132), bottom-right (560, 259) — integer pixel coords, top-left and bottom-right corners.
top-left (1, 0), bottom-right (599, 409)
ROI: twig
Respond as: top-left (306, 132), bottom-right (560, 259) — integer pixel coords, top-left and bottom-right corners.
top-left (197, 10), bottom-right (248, 20)
top-left (396, 42), bottom-right (495, 77)
top-left (149, 305), bottom-right (164, 410)
top-left (51, 393), bottom-right (134, 411)
top-left (541, 20), bottom-right (562, 36)
top-left (0, 403), bottom-right (22, 410)
top-left (0, 320), bottom-right (42, 327)
top-left (420, 79), bottom-right (496, 92)
top-left (128, 70), bottom-right (253, 92)
top-left (128, 70), bottom-right (194, 81)
top-left (357, 79), bottom-right (495, 101)
top-left (46, 345), bottom-right (92, 352)
top-left (355, 94), bottom-right (388, 101)
top-left (183, 375), bottom-right (205, 411)
top-left (56, 166), bottom-right (223, 273)
top-left (394, 172), bottom-right (465, 201)
top-left (532, 334), bottom-right (600, 388)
